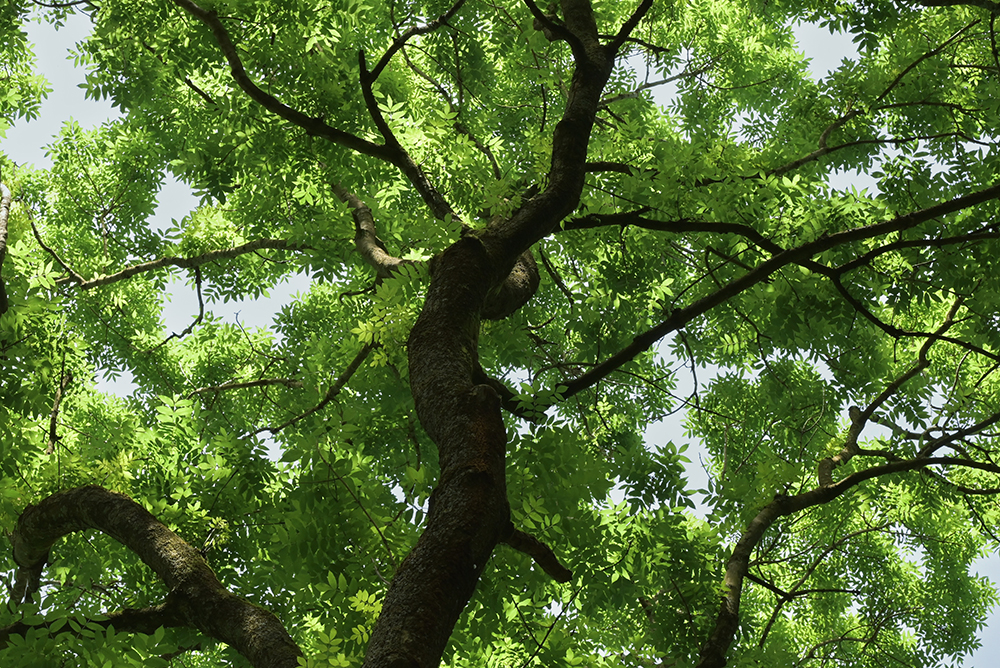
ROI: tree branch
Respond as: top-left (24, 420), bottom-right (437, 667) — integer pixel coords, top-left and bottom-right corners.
top-left (0, 179), bottom-right (10, 316)
top-left (45, 369), bottom-right (73, 456)
top-left (557, 180), bottom-right (1000, 401)
top-left (169, 0), bottom-right (391, 158)
top-left (481, 249), bottom-right (540, 320)
top-left (697, 452), bottom-right (1000, 667)
top-left (261, 342), bottom-right (374, 435)
top-left (368, 0), bottom-right (468, 81)
top-left (9, 486), bottom-right (303, 668)
top-left (40, 237), bottom-right (304, 290)
top-left (502, 528), bottom-right (573, 582)
top-left (918, 0), bottom-right (1000, 13)
top-left (170, 0), bottom-right (458, 221)
top-left (330, 183), bottom-right (409, 279)
top-left (188, 377), bottom-right (304, 398)
top-left (607, 0), bottom-right (654, 53)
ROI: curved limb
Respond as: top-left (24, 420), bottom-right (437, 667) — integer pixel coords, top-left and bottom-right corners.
top-left (8, 485), bottom-right (303, 668)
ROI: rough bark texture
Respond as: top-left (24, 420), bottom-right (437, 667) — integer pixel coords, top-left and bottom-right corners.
top-left (7, 486), bottom-right (303, 668)
top-left (363, 3), bottom-right (618, 661)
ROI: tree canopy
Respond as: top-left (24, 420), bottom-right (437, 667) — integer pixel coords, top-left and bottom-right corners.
top-left (2, 0), bottom-right (1000, 666)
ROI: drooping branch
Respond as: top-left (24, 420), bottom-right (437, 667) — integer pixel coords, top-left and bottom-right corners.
top-left (148, 266), bottom-right (205, 352)
top-left (557, 180), bottom-right (1000, 401)
top-left (502, 527), bottom-right (573, 582)
top-left (8, 485), bottom-right (303, 668)
top-left (45, 368), bottom-right (73, 455)
top-left (826, 272), bottom-right (1000, 363)
top-left (562, 210), bottom-right (793, 257)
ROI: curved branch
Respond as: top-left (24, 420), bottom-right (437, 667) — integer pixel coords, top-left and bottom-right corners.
top-left (697, 452), bottom-right (1000, 668)
top-left (472, 365), bottom-right (540, 422)
top-left (562, 210), bottom-right (795, 256)
top-left (169, 0), bottom-right (391, 158)
top-left (9, 486), bottom-right (303, 668)
top-left (367, 0), bottom-right (468, 81)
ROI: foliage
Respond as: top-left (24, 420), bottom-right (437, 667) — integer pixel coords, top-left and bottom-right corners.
top-left (2, 0), bottom-right (1000, 667)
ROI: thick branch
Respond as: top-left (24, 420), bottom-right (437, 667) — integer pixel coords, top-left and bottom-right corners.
top-left (1, 604), bottom-right (185, 649)
top-left (169, 0), bottom-right (390, 158)
top-left (9, 486), bottom-right (303, 668)
top-left (607, 0), bottom-right (654, 53)
top-left (481, 249), bottom-right (540, 320)
top-left (919, 0), bottom-right (1000, 13)
top-left (502, 528), bottom-right (573, 582)
top-left (330, 183), bottom-right (408, 279)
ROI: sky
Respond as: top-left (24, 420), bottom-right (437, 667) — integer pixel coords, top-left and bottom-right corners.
top-left (2, 9), bottom-right (998, 666)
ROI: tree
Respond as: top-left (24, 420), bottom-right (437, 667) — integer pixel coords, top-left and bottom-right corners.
top-left (2, 0), bottom-right (1000, 665)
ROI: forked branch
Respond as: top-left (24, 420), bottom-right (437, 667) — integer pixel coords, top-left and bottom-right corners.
top-left (170, 0), bottom-right (458, 221)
